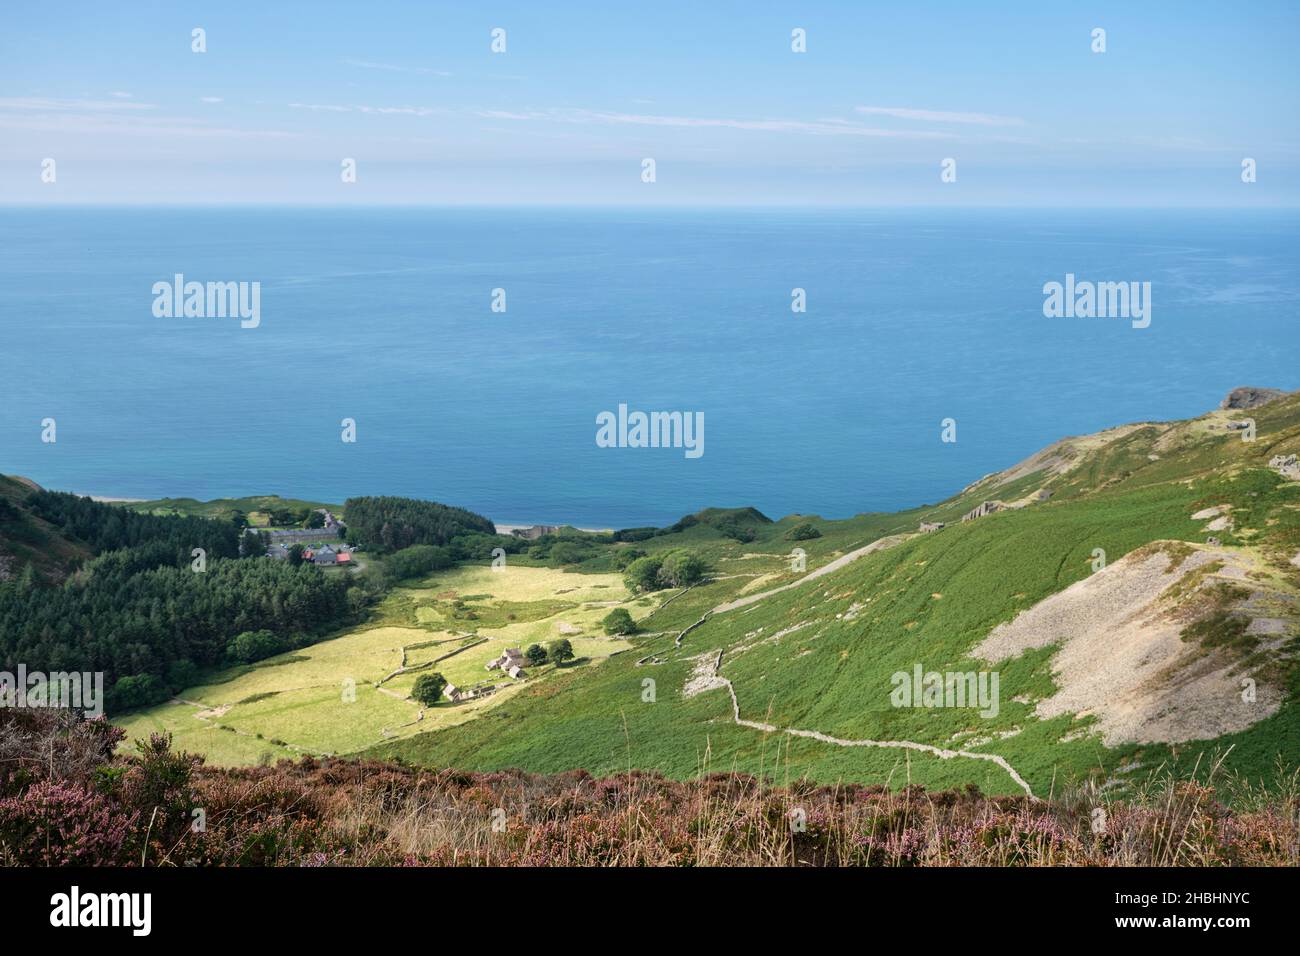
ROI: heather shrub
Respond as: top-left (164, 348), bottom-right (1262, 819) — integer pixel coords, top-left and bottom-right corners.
top-left (0, 780), bottom-right (137, 865)
top-left (0, 714), bottom-right (1294, 867)
top-left (0, 709), bottom-right (124, 796)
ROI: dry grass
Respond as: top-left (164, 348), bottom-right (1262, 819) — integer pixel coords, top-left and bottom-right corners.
top-left (3, 708), bottom-right (1296, 867)
top-left (189, 752), bottom-right (1298, 867)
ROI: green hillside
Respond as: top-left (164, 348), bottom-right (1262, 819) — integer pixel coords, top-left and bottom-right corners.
top-left (81, 388), bottom-right (1300, 798)
top-left (0, 475), bottom-right (91, 582)
top-left (367, 391), bottom-right (1300, 797)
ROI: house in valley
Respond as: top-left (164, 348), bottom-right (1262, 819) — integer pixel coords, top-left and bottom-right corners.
top-left (310, 544), bottom-right (337, 565)
top-left (268, 527), bottom-right (341, 544)
top-left (486, 648), bottom-right (528, 677)
top-left (443, 680), bottom-right (508, 704)
top-left (269, 541), bottom-right (355, 565)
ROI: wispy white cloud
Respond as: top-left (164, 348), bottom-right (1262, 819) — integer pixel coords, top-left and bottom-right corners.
top-left (200, 96), bottom-right (224, 104)
top-left (855, 106), bottom-right (1025, 127)
top-left (287, 102), bottom-right (352, 113)
top-left (0, 98), bottom-right (297, 141)
top-left (279, 102), bottom-right (955, 139)
top-left (343, 58), bottom-right (451, 77)
top-left (479, 107), bottom-right (957, 138)
top-left (0, 110), bottom-right (297, 139)
top-left (0, 96), bottom-right (156, 112)
top-left (475, 109), bottom-right (545, 121)
top-left (109, 91), bottom-right (133, 99)
top-left (288, 102), bottom-right (446, 116)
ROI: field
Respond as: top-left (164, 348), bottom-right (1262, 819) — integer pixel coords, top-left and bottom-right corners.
top-left (125, 493), bottom-right (342, 529)
top-left (114, 564), bottom-right (638, 764)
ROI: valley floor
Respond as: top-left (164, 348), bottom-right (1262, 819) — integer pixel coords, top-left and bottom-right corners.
top-left (115, 564), bottom-right (640, 764)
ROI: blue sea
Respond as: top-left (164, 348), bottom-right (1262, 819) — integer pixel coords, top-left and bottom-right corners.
top-left (2, 207), bottom-right (1297, 528)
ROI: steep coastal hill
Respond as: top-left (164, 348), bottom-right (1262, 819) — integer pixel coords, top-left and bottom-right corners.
top-left (6, 388), bottom-right (1299, 799)
top-left (0, 475), bottom-right (91, 583)
top-left (367, 389), bottom-right (1300, 796)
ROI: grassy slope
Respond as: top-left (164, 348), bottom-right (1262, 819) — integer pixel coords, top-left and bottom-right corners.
top-left (126, 494), bottom-right (341, 526)
top-left (369, 393), bottom-right (1300, 796)
top-left (0, 474), bottom-right (91, 581)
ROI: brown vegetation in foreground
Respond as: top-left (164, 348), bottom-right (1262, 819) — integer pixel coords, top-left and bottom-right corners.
top-left (1, 708), bottom-right (1296, 866)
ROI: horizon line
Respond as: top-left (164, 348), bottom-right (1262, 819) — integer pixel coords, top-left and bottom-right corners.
top-left (4, 201), bottom-right (1299, 212)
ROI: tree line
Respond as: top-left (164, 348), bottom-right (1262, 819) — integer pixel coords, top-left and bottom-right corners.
top-left (0, 492), bottom-right (356, 713)
top-left (343, 496), bottom-right (497, 553)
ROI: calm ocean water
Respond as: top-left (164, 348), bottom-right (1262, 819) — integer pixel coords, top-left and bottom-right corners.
top-left (2, 207), bottom-right (1297, 528)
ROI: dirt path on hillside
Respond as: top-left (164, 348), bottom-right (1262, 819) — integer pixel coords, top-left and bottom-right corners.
top-left (710, 534), bottom-right (910, 615)
top-left (668, 533), bottom-right (910, 648)
top-left (694, 657), bottom-right (1037, 798)
top-left (663, 529), bottom-right (1036, 797)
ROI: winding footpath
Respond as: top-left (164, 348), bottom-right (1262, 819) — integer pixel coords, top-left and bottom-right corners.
top-left (720, 673), bottom-right (1036, 797)
top-left (701, 654), bottom-right (1036, 798)
top-left (668, 534), bottom-right (1038, 799)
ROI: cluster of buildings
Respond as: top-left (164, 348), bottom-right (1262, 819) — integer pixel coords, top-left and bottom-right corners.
top-left (263, 510), bottom-right (356, 565)
top-left (267, 541), bottom-right (355, 566)
top-left (486, 647), bottom-right (528, 679)
top-left (440, 649), bottom-right (531, 705)
top-left (264, 509), bottom-right (345, 546)
top-left (442, 681), bottom-right (505, 704)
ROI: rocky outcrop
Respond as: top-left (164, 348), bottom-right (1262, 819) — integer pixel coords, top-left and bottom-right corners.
top-left (1220, 386), bottom-right (1286, 411)
top-left (976, 546), bottom-right (1287, 745)
top-left (1270, 454), bottom-right (1300, 481)
top-left (962, 500), bottom-right (1005, 522)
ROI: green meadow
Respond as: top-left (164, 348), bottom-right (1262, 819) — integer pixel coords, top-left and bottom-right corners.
top-left (114, 564), bottom-right (638, 765)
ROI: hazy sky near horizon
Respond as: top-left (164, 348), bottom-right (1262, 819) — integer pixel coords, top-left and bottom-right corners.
top-left (2, 1), bottom-right (1298, 205)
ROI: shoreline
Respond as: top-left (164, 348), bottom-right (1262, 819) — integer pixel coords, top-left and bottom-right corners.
top-left (81, 492), bottom-right (615, 533)
top-left (494, 521), bottom-right (614, 535)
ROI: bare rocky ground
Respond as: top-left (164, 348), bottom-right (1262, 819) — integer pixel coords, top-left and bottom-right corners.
top-left (976, 545), bottom-right (1292, 746)
top-left (682, 650), bottom-right (727, 698)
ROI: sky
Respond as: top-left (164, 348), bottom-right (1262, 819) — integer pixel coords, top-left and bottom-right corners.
top-left (2, 0), bottom-right (1298, 205)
